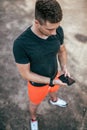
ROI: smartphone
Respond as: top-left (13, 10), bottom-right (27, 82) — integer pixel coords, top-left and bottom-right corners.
top-left (58, 74), bottom-right (75, 86)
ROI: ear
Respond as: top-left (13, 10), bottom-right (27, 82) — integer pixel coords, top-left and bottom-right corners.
top-left (35, 19), bottom-right (40, 25)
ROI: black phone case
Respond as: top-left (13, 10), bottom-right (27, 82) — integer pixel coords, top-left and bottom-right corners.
top-left (59, 74), bottom-right (75, 86)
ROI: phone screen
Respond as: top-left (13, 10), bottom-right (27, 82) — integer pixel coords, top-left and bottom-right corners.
top-left (59, 74), bottom-right (75, 86)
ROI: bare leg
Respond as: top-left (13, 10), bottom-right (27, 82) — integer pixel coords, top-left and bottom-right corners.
top-left (29, 101), bottom-right (39, 120)
top-left (49, 91), bottom-right (58, 101)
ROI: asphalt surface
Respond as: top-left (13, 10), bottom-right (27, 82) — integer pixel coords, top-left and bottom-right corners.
top-left (0, 0), bottom-right (87, 130)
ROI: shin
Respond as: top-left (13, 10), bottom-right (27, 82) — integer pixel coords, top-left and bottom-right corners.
top-left (29, 101), bottom-right (39, 120)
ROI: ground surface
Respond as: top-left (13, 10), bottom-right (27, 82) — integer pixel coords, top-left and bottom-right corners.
top-left (0, 0), bottom-right (87, 130)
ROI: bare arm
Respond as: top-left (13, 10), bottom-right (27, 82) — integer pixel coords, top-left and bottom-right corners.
top-left (16, 63), bottom-right (50, 84)
top-left (52, 44), bottom-right (69, 86)
top-left (58, 44), bottom-right (70, 77)
top-left (58, 44), bottom-right (67, 71)
top-left (16, 63), bottom-right (67, 86)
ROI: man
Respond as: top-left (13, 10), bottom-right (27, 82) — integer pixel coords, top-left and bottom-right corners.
top-left (13, 0), bottom-right (70, 130)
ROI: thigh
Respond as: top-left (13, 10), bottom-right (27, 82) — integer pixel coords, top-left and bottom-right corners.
top-left (28, 82), bottom-right (49, 105)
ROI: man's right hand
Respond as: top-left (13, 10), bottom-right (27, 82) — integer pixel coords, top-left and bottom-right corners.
top-left (53, 79), bottom-right (67, 86)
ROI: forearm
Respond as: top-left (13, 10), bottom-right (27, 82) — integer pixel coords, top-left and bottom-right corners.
top-left (19, 69), bottom-right (50, 84)
top-left (16, 63), bottom-right (67, 86)
top-left (16, 63), bottom-right (50, 84)
top-left (58, 45), bottom-right (70, 77)
top-left (58, 46), bottom-right (67, 71)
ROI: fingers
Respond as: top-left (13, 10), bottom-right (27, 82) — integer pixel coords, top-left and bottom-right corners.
top-left (53, 79), bottom-right (67, 86)
top-left (60, 82), bottom-right (67, 86)
top-left (64, 72), bottom-right (70, 77)
top-left (62, 66), bottom-right (70, 77)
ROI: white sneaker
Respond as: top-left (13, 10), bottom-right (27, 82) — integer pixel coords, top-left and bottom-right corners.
top-left (50, 98), bottom-right (68, 107)
top-left (30, 120), bottom-right (38, 130)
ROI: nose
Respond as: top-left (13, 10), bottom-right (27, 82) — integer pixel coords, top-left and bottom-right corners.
top-left (50, 30), bottom-right (56, 35)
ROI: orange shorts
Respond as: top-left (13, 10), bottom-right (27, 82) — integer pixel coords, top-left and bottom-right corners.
top-left (28, 73), bottom-right (60, 105)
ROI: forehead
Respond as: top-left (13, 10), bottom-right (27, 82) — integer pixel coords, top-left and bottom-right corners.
top-left (43, 21), bottom-right (60, 29)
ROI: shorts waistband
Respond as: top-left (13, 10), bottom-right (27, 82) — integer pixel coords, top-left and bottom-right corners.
top-left (29, 81), bottom-right (46, 87)
top-left (29, 71), bottom-right (58, 87)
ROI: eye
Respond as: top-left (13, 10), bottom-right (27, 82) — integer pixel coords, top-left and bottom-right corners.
top-left (47, 29), bottom-right (55, 31)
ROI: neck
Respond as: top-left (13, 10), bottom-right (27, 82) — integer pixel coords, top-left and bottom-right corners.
top-left (31, 23), bottom-right (48, 39)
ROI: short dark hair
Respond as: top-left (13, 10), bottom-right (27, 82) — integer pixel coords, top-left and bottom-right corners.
top-left (35, 0), bottom-right (63, 24)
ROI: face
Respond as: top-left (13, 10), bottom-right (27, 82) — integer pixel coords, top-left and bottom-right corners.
top-left (36, 21), bottom-right (60, 37)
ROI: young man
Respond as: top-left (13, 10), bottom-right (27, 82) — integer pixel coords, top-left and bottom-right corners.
top-left (13, 0), bottom-right (70, 130)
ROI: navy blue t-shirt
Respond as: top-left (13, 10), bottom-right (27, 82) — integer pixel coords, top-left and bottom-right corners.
top-left (13, 26), bottom-right (64, 78)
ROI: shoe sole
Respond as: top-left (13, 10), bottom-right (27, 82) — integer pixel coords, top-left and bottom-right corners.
top-left (49, 100), bottom-right (68, 108)
top-left (57, 104), bottom-right (68, 107)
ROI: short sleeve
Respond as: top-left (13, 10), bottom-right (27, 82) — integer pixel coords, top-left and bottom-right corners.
top-left (13, 40), bottom-right (29, 64)
top-left (56, 26), bottom-right (64, 45)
